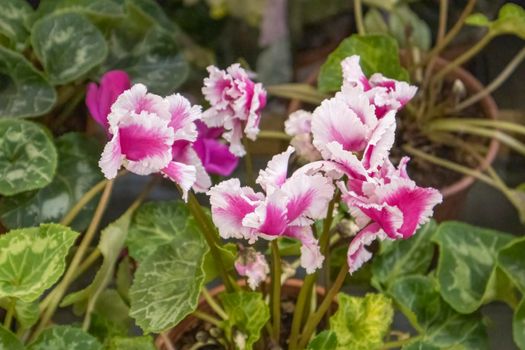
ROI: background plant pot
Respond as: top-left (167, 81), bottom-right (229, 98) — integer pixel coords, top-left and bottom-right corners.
top-left (155, 279), bottom-right (331, 349)
top-left (287, 58), bottom-right (500, 222)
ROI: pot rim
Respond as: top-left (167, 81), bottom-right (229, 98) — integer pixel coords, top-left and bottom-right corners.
top-left (288, 57), bottom-right (500, 199)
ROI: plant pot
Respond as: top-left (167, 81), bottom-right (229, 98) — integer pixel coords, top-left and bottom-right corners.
top-left (287, 58), bottom-right (500, 222)
top-left (155, 279), bottom-right (331, 349)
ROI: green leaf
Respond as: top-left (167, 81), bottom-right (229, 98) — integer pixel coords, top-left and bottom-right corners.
top-left (0, 325), bottom-right (23, 350)
top-left (0, 0), bottom-right (32, 49)
top-left (389, 5), bottom-right (431, 50)
top-left (129, 211), bottom-right (208, 333)
top-left (0, 119), bottom-right (57, 196)
top-left (219, 291), bottom-right (270, 350)
top-left (30, 0), bottom-right (124, 24)
top-left (389, 276), bottom-right (488, 349)
top-left (0, 298), bottom-right (39, 329)
top-left (372, 220), bottom-right (436, 290)
top-left (318, 34), bottom-right (408, 93)
top-left (203, 242), bottom-right (237, 283)
top-left (498, 236), bottom-right (525, 292)
top-left (31, 12), bottom-right (108, 85)
top-left (307, 330), bottom-right (338, 350)
top-left (28, 325), bottom-right (102, 350)
top-left (329, 293), bottom-right (393, 350)
top-left (90, 289), bottom-right (132, 341)
top-left (514, 298), bottom-right (525, 350)
top-left (61, 208), bottom-right (134, 328)
top-left (116, 256), bottom-right (133, 304)
top-left (105, 335), bottom-right (156, 350)
top-left (0, 223), bottom-right (78, 302)
top-left (433, 221), bottom-right (513, 313)
top-left (0, 133), bottom-right (103, 231)
top-left (0, 47), bottom-right (56, 118)
top-left (363, 9), bottom-right (389, 35)
top-left (466, 3), bottom-right (525, 40)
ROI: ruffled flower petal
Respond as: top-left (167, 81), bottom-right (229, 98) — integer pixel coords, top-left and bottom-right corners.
top-left (161, 161), bottom-right (197, 201)
top-left (285, 226), bottom-right (324, 273)
top-left (285, 110), bottom-right (312, 136)
top-left (347, 223), bottom-right (385, 274)
top-left (165, 93), bottom-right (201, 142)
top-left (235, 249), bottom-right (269, 290)
top-left (256, 146), bottom-right (294, 193)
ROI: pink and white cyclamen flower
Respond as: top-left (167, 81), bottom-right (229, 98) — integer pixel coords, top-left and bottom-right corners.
top-left (235, 248), bottom-right (270, 290)
top-left (208, 146), bottom-right (334, 273)
top-left (202, 64), bottom-right (267, 157)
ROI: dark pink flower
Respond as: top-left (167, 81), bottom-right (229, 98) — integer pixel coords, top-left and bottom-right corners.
top-left (193, 121), bottom-right (239, 176)
top-left (86, 70), bottom-right (131, 131)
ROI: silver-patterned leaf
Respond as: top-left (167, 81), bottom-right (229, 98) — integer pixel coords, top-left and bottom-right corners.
top-left (0, 47), bottom-right (56, 118)
top-left (0, 133), bottom-right (103, 230)
top-left (31, 12), bottom-right (108, 85)
top-left (0, 298), bottom-right (39, 329)
top-left (28, 325), bottom-right (102, 350)
top-left (129, 214), bottom-right (208, 333)
top-left (498, 237), bottom-right (525, 293)
top-left (0, 119), bottom-right (57, 196)
top-left (0, 223), bottom-right (79, 302)
top-left (0, 0), bottom-right (32, 49)
top-left (433, 221), bottom-right (513, 314)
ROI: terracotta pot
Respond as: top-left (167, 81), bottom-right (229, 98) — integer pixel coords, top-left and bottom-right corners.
top-left (287, 58), bottom-right (499, 222)
top-left (155, 279), bottom-right (331, 349)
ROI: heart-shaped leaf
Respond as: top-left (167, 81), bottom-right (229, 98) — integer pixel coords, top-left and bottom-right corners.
top-left (432, 221), bottom-right (513, 313)
top-left (498, 237), bottom-right (525, 293)
top-left (0, 0), bottom-right (33, 49)
top-left (28, 325), bottom-right (102, 350)
top-left (0, 133), bottom-right (103, 230)
top-left (0, 223), bottom-right (79, 302)
top-left (219, 291), bottom-right (270, 350)
top-left (0, 47), bottom-right (56, 118)
top-left (0, 119), bottom-right (57, 196)
top-left (129, 202), bottom-right (208, 333)
top-left (31, 12), bottom-right (107, 85)
top-left (466, 3), bottom-right (525, 40)
top-left (372, 220), bottom-right (436, 290)
top-left (329, 293), bottom-right (393, 350)
top-left (307, 330), bottom-right (338, 350)
top-left (318, 34), bottom-right (408, 93)
top-left (0, 325), bottom-right (23, 350)
top-left (515, 298), bottom-right (525, 350)
top-left (389, 276), bottom-right (488, 349)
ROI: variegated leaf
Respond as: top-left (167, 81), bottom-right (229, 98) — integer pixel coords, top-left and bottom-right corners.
top-left (31, 12), bottom-right (107, 85)
top-left (0, 133), bottom-right (102, 230)
top-left (0, 298), bottom-right (39, 329)
top-left (307, 330), bottom-right (338, 350)
top-left (0, 47), bottom-right (56, 118)
top-left (433, 221), bottom-right (513, 313)
top-left (0, 223), bottom-right (79, 302)
top-left (389, 276), bottom-right (488, 349)
top-left (28, 325), bottom-right (102, 350)
top-left (0, 325), bottom-right (23, 350)
top-left (0, 0), bottom-right (32, 49)
top-left (29, 0), bottom-right (124, 25)
top-left (105, 335), bottom-right (156, 350)
top-left (329, 293), bottom-right (393, 350)
top-left (0, 119), bottom-right (57, 196)
top-left (498, 237), bottom-right (525, 292)
top-left (129, 211), bottom-right (208, 333)
top-left (219, 292), bottom-right (270, 350)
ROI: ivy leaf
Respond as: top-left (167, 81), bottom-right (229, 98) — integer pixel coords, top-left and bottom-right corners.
top-left (318, 34), bottom-right (408, 93)
top-left (0, 325), bottom-right (23, 350)
top-left (466, 3), bottom-right (525, 40)
top-left (129, 207), bottom-right (208, 333)
top-left (389, 276), bottom-right (488, 349)
top-left (0, 0), bottom-right (33, 49)
top-left (219, 291), bottom-right (270, 350)
top-left (372, 220), bottom-right (436, 290)
top-left (0, 298), bottom-right (39, 329)
top-left (514, 298), bottom-right (525, 350)
top-left (0, 133), bottom-right (103, 231)
top-left (0, 47), bottom-right (56, 118)
top-left (105, 335), bottom-right (156, 350)
top-left (433, 221), bottom-right (513, 314)
top-left (61, 208), bottom-right (134, 327)
top-left (28, 325), bottom-right (102, 350)
top-left (329, 293), bottom-right (393, 350)
top-left (498, 237), bottom-right (525, 292)
top-left (31, 12), bottom-right (107, 85)
top-left (307, 330), bottom-right (338, 350)
top-left (0, 223), bottom-right (78, 302)
top-left (0, 119), bottom-right (57, 196)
